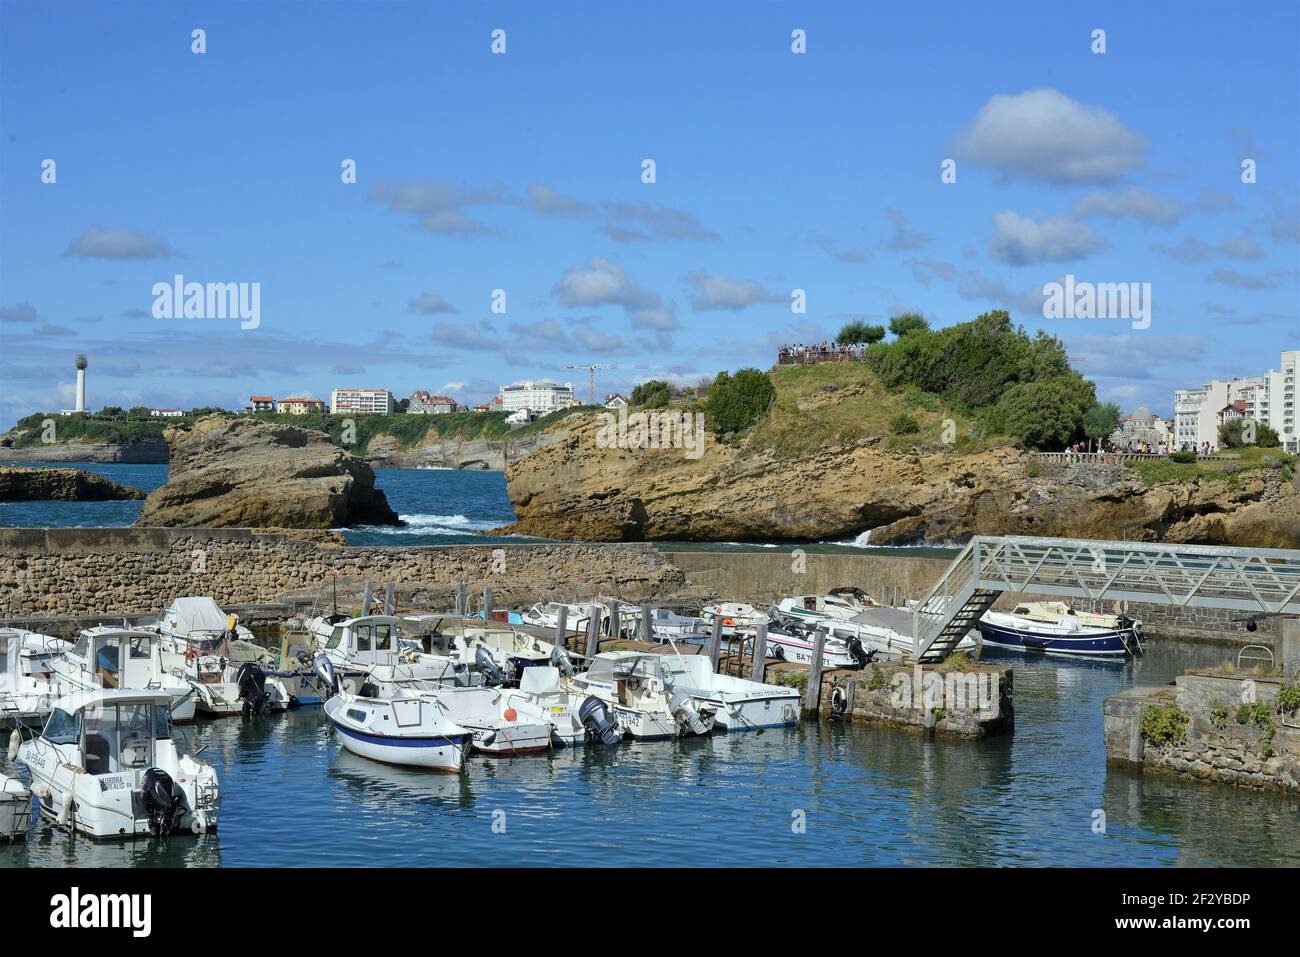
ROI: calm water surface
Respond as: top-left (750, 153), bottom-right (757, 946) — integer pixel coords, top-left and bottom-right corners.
top-left (3, 639), bottom-right (1297, 867)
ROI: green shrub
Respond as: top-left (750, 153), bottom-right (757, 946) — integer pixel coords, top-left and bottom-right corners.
top-left (630, 380), bottom-right (673, 409)
top-left (1274, 685), bottom-right (1300, 716)
top-left (866, 663), bottom-right (887, 691)
top-left (1209, 706), bottom-right (1230, 728)
top-left (704, 368), bottom-right (775, 435)
top-left (1140, 704), bottom-right (1188, 746)
top-left (1170, 450), bottom-right (1197, 464)
top-left (889, 412), bottom-right (920, 435)
top-left (1026, 461), bottom-right (1042, 478)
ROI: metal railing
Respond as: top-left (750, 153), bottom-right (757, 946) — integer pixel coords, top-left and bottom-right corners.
top-left (912, 535), bottom-right (1300, 661)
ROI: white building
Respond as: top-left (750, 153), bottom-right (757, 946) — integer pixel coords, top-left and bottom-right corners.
top-left (1173, 350), bottom-right (1299, 452)
top-left (330, 388), bottom-right (395, 415)
top-left (498, 379), bottom-right (574, 414)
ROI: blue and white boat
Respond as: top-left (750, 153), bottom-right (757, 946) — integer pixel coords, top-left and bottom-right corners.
top-left (976, 602), bottom-right (1142, 658)
top-left (317, 657), bottom-right (472, 772)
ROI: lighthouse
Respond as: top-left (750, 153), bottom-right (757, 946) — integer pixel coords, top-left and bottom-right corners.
top-left (75, 354), bottom-right (87, 412)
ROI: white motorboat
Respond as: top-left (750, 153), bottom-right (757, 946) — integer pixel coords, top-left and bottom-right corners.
top-left (317, 658), bottom-right (472, 772)
top-left (1, 628), bottom-right (73, 679)
top-left (318, 615), bottom-right (469, 690)
top-left (656, 654), bottom-right (799, 732)
top-left (740, 623), bottom-right (863, 670)
top-left (514, 666), bottom-right (585, 746)
top-left (823, 606), bottom-right (978, 661)
top-left (0, 770), bottom-right (31, 841)
top-left (620, 607), bottom-right (712, 644)
top-left (156, 597), bottom-right (290, 717)
top-left (776, 587), bottom-right (877, 624)
top-left (521, 601), bottom-right (605, 637)
top-left (0, 629), bottom-right (59, 726)
top-left (701, 602), bottom-right (766, 635)
top-left (48, 628), bottom-right (196, 722)
top-left (402, 615), bottom-right (577, 686)
top-left (566, 651), bottom-right (716, 741)
top-left (18, 688), bottom-right (219, 839)
top-left (976, 602), bottom-right (1143, 658)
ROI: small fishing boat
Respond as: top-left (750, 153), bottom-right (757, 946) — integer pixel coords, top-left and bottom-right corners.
top-left (621, 607), bottom-right (712, 645)
top-left (658, 655), bottom-right (800, 732)
top-left (156, 597), bottom-right (290, 717)
top-left (318, 615), bottom-right (469, 689)
top-left (18, 688), bottom-right (219, 839)
top-left (0, 770), bottom-right (31, 841)
top-left (566, 651), bottom-right (716, 741)
top-left (402, 616), bottom-right (577, 687)
top-left (976, 602), bottom-right (1142, 658)
top-left (2, 628), bottom-right (72, 679)
top-left (521, 601), bottom-right (605, 637)
top-left (776, 587), bottom-right (877, 624)
top-left (48, 628), bottom-right (196, 722)
top-left (514, 665), bottom-right (585, 746)
top-left (741, 622), bottom-right (866, 670)
top-left (317, 657), bottom-right (472, 772)
top-left (0, 629), bottom-right (59, 726)
top-left (701, 602), bottom-right (766, 636)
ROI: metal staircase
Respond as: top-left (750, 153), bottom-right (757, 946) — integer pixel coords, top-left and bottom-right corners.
top-left (912, 535), bottom-right (1300, 663)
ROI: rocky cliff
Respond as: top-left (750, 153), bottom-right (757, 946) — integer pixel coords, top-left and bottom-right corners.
top-left (497, 413), bottom-right (1299, 547)
top-left (137, 416), bottom-right (400, 528)
top-left (0, 441), bottom-right (169, 464)
top-left (0, 465), bottom-right (146, 501)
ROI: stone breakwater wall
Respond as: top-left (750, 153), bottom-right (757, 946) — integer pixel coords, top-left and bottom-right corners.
top-left (819, 661), bottom-right (1015, 739)
top-left (0, 528), bottom-right (687, 618)
top-left (1104, 664), bottom-right (1300, 793)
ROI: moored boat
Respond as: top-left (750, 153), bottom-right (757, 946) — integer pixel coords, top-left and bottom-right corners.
top-left (565, 651), bottom-right (716, 741)
top-left (18, 688), bottom-right (219, 839)
top-left (0, 771), bottom-right (31, 841)
top-left (659, 655), bottom-right (800, 732)
top-left (976, 602), bottom-right (1142, 658)
top-left (48, 628), bottom-right (196, 722)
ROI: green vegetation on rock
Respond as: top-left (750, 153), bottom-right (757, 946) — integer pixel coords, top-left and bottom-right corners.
top-left (1140, 704), bottom-right (1188, 746)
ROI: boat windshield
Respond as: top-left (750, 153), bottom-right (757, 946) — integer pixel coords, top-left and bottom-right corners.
top-left (82, 702), bottom-right (155, 775)
top-left (42, 707), bottom-right (81, 746)
top-left (326, 626), bottom-right (345, 650)
top-left (194, 635), bottom-right (231, 657)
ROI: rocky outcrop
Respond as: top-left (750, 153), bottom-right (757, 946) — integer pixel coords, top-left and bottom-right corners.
top-left (0, 466), bottom-right (146, 501)
top-left (0, 441), bottom-right (169, 464)
top-left (364, 431), bottom-right (558, 471)
top-left (137, 416), bottom-right (400, 528)
top-left (497, 413), bottom-right (1298, 547)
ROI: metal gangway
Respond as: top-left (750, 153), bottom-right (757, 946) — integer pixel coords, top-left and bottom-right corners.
top-left (912, 536), bottom-right (1300, 662)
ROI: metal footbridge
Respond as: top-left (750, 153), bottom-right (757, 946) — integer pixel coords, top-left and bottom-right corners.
top-left (912, 536), bottom-right (1300, 662)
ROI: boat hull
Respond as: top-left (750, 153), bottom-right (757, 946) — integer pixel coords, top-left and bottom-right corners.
top-left (330, 716), bottom-right (469, 771)
top-left (707, 694), bottom-right (800, 732)
top-left (0, 777), bottom-right (31, 841)
top-left (975, 621), bottom-right (1135, 657)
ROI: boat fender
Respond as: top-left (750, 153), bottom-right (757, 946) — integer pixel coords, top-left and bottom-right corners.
top-left (503, 708), bottom-right (517, 722)
top-left (771, 644), bottom-right (786, 662)
top-left (830, 685), bottom-right (848, 716)
top-left (7, 729), bottom-right (18, 762)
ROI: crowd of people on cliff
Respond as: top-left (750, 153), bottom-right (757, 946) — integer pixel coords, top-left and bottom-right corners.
top-left (777, 341), bottom-right (867, 364)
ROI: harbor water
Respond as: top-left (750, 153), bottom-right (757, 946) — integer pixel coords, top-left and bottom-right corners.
top-left (3, 638), bottom-right (1298, 867)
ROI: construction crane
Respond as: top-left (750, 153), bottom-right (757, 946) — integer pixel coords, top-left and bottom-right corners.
top-left (565, 363), bottom-right (612, 405)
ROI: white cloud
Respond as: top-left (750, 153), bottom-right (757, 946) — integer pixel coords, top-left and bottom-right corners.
top-left (683, 270), bottom-right (784, 310)
top-left (1072, 187), bottom-right (1185, 225)
top-left (988, 211), bottom-right (1107, 265)
top-left (407, 292), bottom-right (459, 314)
top-left (64, 227), bottom-right (178, 259)
top-left (552, 257), bottom-right (660, 310)
top-left (950, 89), bottom-right (1148, 184)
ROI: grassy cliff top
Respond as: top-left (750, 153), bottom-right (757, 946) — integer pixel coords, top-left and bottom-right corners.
top-left (4, 406), bottom-right (597, 453)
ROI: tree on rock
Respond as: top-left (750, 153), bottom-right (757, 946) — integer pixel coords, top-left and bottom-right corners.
top-left (835, 319), bottom-right (886, 346)
top-left (706, 369), bottom-right (775, 435)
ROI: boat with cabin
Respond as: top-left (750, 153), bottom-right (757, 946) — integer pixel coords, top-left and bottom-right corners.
top-left (775, 587), bottom-right (877, 623)
top-left (18, 688), bottom-right (219, 839)
top-left (155, 597), bottom-right (290, 717)
top-left (565, 651), bottom-right (716, 741)
top-left (48, 628), bottom-right (196, 722)
top-left (657, 654), bottom-right (800, 732)
top-left (0, 628), bottom-right (59, 727)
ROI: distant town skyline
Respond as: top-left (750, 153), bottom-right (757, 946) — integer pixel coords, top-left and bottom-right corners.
top-left (2, 2), bottom-right (1297, 430)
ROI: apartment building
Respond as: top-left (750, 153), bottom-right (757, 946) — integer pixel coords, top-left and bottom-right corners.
top-left (330, 388), bottom-right (395, 415)
top-left (248, 395), bottom-right (276, 412)
top-left (277, 395), bottom-right (326, 414)
top-left (1173, 350), bottom-right (1299, 452)
top-left (498, 379), bottom-right (574, 414)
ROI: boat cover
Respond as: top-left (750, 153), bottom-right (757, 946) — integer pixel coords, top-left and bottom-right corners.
top-left (163, 597), bottom-right (233, 637)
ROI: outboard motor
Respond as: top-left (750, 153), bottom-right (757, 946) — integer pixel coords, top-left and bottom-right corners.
top-left (578, 695), bottom-right (622, 745)
top-left (669, 691), bottom-right (712, 736)
top-left (550, 644), bottom-right (575, 677)
top-left (475, 647), bottom-right (506, 687)
top-left (141, 768), bottom-right (185, 836)
top-left (313, 653), bottom-right (337, 699)
top-left (236, 662), bottom-right (272, 717)
top-left (846, 635), bottom-right (872, 668)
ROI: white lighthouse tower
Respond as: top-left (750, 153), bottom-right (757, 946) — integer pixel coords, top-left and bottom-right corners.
top-left (75, 354), bottom-right (87, 412)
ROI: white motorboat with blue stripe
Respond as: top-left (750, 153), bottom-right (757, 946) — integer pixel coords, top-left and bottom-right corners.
top-left (317, 657), bottom-right (471, 771)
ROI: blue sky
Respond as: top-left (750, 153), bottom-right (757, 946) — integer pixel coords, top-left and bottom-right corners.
top-left (1, 0), bottom-right (1297, 428)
